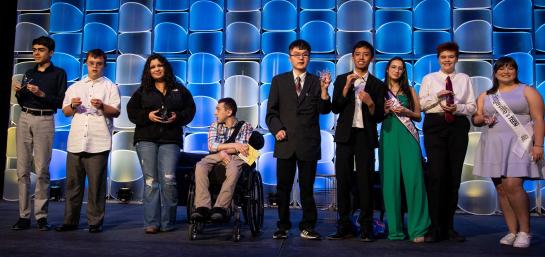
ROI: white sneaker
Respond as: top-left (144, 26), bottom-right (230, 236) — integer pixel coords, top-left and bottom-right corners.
top-left (513, 232), bottom-right (531, 248)
top-left (499, 233), bottom-right (516, 245)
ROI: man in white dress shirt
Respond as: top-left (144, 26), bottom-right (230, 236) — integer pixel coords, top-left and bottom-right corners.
top-left (419, 42), bottom-right (476, 242)
top-left (55, 49), bottom-right (121, 233)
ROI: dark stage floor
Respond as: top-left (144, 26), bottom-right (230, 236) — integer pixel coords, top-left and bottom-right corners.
top-left (0, 201), bottom-right (543, 257)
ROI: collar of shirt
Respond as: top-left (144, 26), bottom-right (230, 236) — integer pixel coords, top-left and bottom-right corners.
top-left (353, 70), bottom-right (369, 81)
top-left (292, 71), bottom-right (307, 84)
top-left (82, 75), bottom-right (106, 83)
top-left (219, 118), bottom-right (240, 129)
top-left (32, 62), bottom-right (56, 73)
top-left (438, 70), bottom-right (457, 81)
top-left (353, 70), bottom-right (369, 91)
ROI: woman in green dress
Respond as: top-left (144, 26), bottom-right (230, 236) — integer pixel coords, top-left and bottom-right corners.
top-left (379, 57), bottom-right (430, 242)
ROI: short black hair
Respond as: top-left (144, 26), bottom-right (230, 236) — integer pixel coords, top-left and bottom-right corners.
top-left (288, 39), bottom-right (311, 53)
top-left (85, 49), bottom-right (107, 66)
top-left (352, 40), bottom-right (374, 57)
top-left (32, 36), bottom-right (55, 52)
top-left (218, 97), bottom-right (237, 116)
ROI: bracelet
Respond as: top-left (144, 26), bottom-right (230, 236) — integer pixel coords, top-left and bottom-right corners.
top-left (534, 145), bottom-right (543, 148)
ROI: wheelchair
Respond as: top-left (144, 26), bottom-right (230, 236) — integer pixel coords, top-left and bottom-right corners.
top-left (186, 157), bottom-right (264, 242)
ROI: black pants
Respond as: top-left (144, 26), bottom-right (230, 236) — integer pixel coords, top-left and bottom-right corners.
top-left (335, 128), bottom-right (375, 233)
top-left (423, 113), bottom-right (470, 238)
top-left (276, 155), bottom-right (317, 231)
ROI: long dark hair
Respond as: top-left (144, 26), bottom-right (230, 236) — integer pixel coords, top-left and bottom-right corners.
top-left (140, 53), bottom-right (177, 92)
top-left (384, 57), bottom-right (414, 111)
top-left (487, 56), bottom-right (521, 95)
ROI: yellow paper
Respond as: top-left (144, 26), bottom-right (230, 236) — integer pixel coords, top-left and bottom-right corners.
top-left (238, 145), bottom-right (260, 165)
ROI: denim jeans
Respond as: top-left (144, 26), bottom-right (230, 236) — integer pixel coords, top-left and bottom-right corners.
top-left (136, 141), bottom-right (179, 231)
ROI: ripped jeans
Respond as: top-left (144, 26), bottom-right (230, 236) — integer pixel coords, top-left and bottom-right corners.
top-left (136, 141), bottom-right (180, 231)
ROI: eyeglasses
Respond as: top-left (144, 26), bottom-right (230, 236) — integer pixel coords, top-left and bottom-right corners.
top-left (289, 54), bottom-right (310, 59)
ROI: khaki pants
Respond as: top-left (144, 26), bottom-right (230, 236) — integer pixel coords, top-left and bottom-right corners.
top-left (194, 153), bottom-right (245, 209)
top-left (16, 112), bottom-right (54, 219)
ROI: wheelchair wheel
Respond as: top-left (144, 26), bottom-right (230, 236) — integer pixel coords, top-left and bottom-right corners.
top-left (188, 223), bottom-right (198, 240)
top-left (248, 171), bottom-right (264, 236)
top-left (186, 182), bottom-right (196, 223)
top-left (233, 220), bottom-right (241, 242)
top-left (256, 172), bottom-right (265, 228)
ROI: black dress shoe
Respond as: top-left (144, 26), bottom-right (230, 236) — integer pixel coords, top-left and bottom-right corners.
top-left (423, 229), bottom-right (443, 243)
top-left (55, 224), bottom-right (78, 232)
top-left (89, 225), bottom-right (103, 233)
top-left (272, 229), bottom-right (288, 239)
top-left (424, 235), bottom-right (439, 243)
top-left (360, 232), bottom-right (375, 242)
top-left (327, 230), bottom-right (355, 240)
top-left (190, 207), bottom-right (210, 222)
top-left (37, 218), bottom-right (51, 231)
top-left (448, 230), bottom-right (466, 242)
top-left (11, 218), bottom-right (30, 230)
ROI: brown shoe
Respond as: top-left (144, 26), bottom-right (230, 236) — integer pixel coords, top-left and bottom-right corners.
top-left (145, 226), bottom-right (159, 234)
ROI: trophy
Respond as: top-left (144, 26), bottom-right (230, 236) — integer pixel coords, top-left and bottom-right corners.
top-left (158, 105), bottom-right (171, 122)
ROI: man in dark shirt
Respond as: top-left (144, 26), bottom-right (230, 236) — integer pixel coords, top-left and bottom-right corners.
top-left (11, 36), bottom-right (67, 231)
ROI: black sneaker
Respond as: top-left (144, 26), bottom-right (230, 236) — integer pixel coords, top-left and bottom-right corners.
top-left (300, 228), bottom-right (321, 240)
top-left (210, 207), bottom-right (227, 223)
top-left (37, 218), bottom-right (51, 231)
top-left (88, 225), bottom-right (103, 233)
top-left (11, 218), bottom-right (30, 230)
top-left (272, 229), bottom-right (288, 239)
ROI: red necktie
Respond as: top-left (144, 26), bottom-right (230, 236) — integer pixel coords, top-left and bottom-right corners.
top-left (445, 76), bottom-right (455, 123)
top-left (295, 76), bottom-right (302, 96)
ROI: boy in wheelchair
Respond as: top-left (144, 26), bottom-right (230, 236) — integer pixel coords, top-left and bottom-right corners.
top-left (191, 98), bottom-right (254, 223)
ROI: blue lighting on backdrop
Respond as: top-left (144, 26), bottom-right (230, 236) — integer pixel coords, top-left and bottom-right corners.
top-left (7, 0), bottom-right (545, 213)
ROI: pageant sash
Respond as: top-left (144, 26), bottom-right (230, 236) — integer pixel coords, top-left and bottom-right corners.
top-left (386, 90), bottom-right (419, 143)
top-left (489, 93), bottom-right (533, 158)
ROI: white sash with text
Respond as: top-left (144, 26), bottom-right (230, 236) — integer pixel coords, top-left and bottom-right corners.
top-left (489, 93), bottom-right (533, 158)
top-left (387, 91), bottom-right (419, 143)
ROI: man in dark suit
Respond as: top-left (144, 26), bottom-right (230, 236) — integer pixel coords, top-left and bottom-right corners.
top-left (266, 39), bottom-right (332, 240)
top-left (327, 41), bottom-right (386, 242)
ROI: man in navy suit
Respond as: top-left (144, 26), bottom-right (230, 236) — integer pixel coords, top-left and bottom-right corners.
top-left (327, 41), bottom-right (386, 242)
top-left (266, 39), bottom-right (332, 240)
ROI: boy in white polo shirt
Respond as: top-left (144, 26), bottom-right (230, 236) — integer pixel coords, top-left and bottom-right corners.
top-left (55, 49), bottom-right (121, 233)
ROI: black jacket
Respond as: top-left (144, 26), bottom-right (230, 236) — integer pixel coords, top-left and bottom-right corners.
top-left (127, 83), bottom-right (196, 146)
top-left (332, 72), bottom-right (386, 148)
top-left (265, 71), bottom-right (332, 161)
